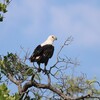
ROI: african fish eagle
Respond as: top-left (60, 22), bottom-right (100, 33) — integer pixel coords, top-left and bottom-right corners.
top-left (29, 35), bottom-right (57, 70)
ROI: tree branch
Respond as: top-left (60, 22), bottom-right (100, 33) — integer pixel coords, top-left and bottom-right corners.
top-left (7, 73), bottom-right (22, 94)
top-left (21, 74), bottom-right (74, 100)
top-left (49, 36), bottom-right (73, 72)
top-left (7, 73), bottom-right (19, 85)
top-left (75, 94), bottom-right (100, 100)
top-left (57, 36), bottom-right (73, 58)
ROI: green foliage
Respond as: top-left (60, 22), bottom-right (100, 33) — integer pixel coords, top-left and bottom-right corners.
top-left (0, 83), bottom-right (20, 100)
top-left (0, 3), bottom-right (7, 13)
top-left (0, 52), bottom-right (34, 80)
top-left (0, 0), bottom-right (11, 22)
top-left (53, 75), bottom-right (100, 98)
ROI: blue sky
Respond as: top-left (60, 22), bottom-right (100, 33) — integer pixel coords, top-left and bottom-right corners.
top-left (0, 0), bottom-right (100, 91)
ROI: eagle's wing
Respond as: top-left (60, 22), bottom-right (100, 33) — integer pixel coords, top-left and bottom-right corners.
top-left (33, 45), bottom-right (43, 56)
top-left (43, 45), bottom-right (54, 58)
top-left (30, 45), bottom-right (43, 62)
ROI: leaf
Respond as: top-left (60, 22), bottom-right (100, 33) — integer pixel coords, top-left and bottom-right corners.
top-left (25, 68), bottom-right (34, 76)
top-left (0, 3), bottom-right (2, 11)
top-left (0, 14), bottom-right (3, 22)
top-left (6, 0), bottom-right (10, 3)
top-left (3, 8), bottom-right (7, 13)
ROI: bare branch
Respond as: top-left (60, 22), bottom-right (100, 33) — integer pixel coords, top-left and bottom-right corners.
top-left (6, 0), bottom-right (13, 6)
top-left (49, 36), bottom-right (73, 72)
top-left (57, 36), bottom-right (73, 58)
top-left (7, 73), bottom-right (20, 85)
top-left (47, 73), bottom-right (51, 85)
top-left (7, 73), bottom-right (22, 93)
top-left (21, 75), bottom-right (74, 100)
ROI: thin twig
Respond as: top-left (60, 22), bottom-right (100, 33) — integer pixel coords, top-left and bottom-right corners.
top-left (49, 36), bottom-right (73, 72)
top-left (57, 36), bottom-right (73, 58)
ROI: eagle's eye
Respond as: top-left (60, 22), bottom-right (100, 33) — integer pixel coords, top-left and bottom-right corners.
top-left (52, 36), bottom-right (54, 39)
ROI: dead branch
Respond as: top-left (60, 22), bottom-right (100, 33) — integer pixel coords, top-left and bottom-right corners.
top-left (21, 74), bottom-right (74, 100)
top-left (49, 36), bottom-right (73, 72)
top-left (57, 36), bottom-right (73, 58)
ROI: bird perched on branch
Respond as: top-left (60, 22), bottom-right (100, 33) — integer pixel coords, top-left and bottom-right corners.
top-left (29, 35), bottom-right (57, 71)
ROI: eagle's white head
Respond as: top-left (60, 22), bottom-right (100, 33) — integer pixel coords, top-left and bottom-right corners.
top-left (41, 35), bottom-right (57, 46)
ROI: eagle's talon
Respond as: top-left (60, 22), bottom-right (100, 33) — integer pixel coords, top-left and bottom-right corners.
top-left (43, 69), bottom-right (50, 74)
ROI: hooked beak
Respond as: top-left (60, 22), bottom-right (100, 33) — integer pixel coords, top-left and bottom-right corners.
top-left (55, 37), bottom-right (57, 40)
